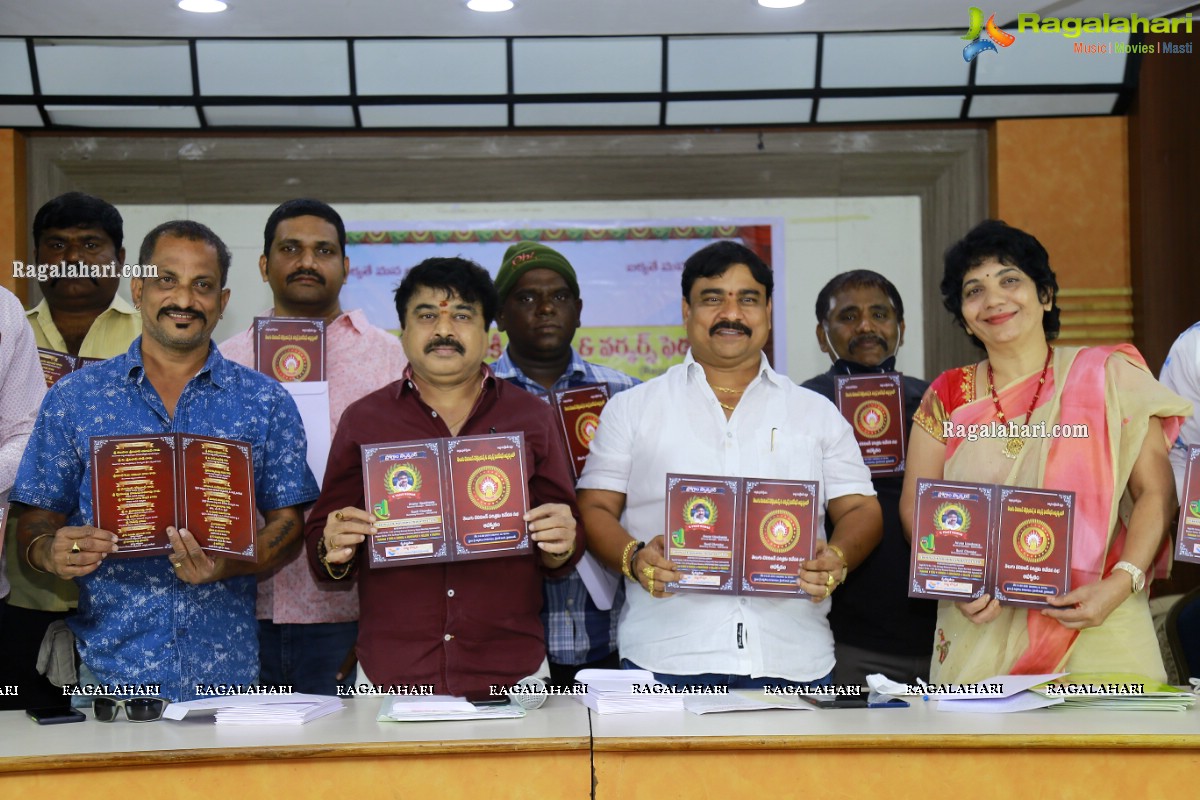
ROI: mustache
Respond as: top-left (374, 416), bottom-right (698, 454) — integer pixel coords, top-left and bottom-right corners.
top-left (158, 305), bottom-right (207, 324)
top-left (287, 268), bottom-right (325, 285)
top-left (849, 334), bottom-right (888, 353)
top-left (709, 320), bottom-right (752, 337)
top-left (425, 336), bottom-right (465, 354)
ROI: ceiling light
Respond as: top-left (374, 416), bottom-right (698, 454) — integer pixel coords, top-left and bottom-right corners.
top-left (178, 0), bottom-right (227, 12)
top-left (467, 0), bottom-right (514, 11)
top-left (757, 0), bottom-right (805, 8)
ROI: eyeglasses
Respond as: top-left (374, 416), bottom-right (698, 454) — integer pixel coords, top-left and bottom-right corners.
top-left (93, 696), bottom-right (168, 723)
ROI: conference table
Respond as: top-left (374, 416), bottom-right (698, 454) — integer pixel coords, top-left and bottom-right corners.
top-left (3, 695), bottom-right (1200, 798)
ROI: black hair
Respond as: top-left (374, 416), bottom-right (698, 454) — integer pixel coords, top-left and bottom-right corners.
top-left (941, 219), bottom-right (1060, 349)
top-left (813, 270), bottom-right (905, 324)
top-left (394, 257), bottom-right (498, 329)
top-left (33, 192), bottom-right (124, 253)
top-left (681, 241), bottom-right (773, 301)
top-left (138, 220), bottom-right (232, 288)
top-left (262, 198), bottom-right (346, 258)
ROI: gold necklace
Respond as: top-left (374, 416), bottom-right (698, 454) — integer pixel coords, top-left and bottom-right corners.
top-left (718, 400), bottom-right (736, 412)
top-left (709, 384), bottom-right (745, 395)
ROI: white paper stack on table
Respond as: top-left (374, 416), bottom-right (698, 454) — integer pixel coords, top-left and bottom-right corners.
top-left (162, 693), bottom-right (344, 725)
top-left (379, 695), bottom-right (526, 722)
top-left (934, 674), bottom-right (1067, 713)
top-left (576, 669), bottom-right (684, 714)
top-left (1030, 673), bottom-right (1197, 712)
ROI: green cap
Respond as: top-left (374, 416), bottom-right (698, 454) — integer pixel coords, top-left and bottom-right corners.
top-left (495, 241), bottom-right (580, 304)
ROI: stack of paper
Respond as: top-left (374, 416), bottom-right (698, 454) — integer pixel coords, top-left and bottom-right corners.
top-left (1031, 673), bottom-right (1197, 712)
top-left (216, 696), bottom-right (344, 725)
top-left (163, 693), bottom-right (345, 725)
top-left (683, 690), bottom-right (810, 715)
top-left (379, 695), bottom-right (525, 722)
top-left (576, 669), bottom-right (684, 714)
top-left (935, 674), bottom-right (1066, 713)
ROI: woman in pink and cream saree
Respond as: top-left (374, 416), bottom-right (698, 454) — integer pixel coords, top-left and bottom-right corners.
top-left (900, 221), bottom-right (1189, 684)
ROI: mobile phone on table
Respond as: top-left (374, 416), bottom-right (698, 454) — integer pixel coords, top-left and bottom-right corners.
top-left (798, 694), bottom-right (870, 709)
top-left (27, 706), bottom-right (87, 725)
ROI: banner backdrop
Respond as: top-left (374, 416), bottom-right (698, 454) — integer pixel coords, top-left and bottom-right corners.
top-left (343, 220), bottom-right (783, 381)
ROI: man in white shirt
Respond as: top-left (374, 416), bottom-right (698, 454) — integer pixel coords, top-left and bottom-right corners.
top-left (577, 241), bottom-right (882, 687)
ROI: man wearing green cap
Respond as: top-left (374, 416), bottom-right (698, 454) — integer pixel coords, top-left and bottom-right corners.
top-left (492, 241), bottom-right (640, 687)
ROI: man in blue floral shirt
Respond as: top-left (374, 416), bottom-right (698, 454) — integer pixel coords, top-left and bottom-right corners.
top-left (492, 241), bottom-right (640, 687)
top-left (12, 221), bottom-right (319, 702)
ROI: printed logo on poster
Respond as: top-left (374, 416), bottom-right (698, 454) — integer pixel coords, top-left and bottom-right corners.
top-left (467, 465), bottom-right (511, 511)
top-left (272, 345), bottom-right (311, 381)
top-left (1013, 518), bottom-right (1055, 563)
top-left (759, 510), bottom-right (802, 554)
top-left (853, 400), bottom-right (890, 440)
top-left (574, 412), bottom-right (600, 448)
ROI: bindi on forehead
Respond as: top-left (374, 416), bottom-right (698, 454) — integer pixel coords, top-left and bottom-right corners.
top-left (439, 300), bottom-right (448, 308)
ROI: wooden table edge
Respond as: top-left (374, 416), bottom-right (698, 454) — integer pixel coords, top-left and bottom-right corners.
top-left (592, 733), bottom-right (1200, 751)
top-left (0, 736), bottom-right (591, 774)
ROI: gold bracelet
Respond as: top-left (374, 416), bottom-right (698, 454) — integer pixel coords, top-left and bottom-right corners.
top-left (826, 543), bottom-right (849, 584)
top-left (620, 540), bottom-right (638, 580)
top-left (318, 537), bottom-right (353, 581)
top-left (546, 544), bottom-right (575, 563)
top-left (25, 533), bottom-right (54, 575)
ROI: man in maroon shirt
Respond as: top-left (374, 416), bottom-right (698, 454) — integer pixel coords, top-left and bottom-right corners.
top-left (305, 257), bottom-right (583, 697)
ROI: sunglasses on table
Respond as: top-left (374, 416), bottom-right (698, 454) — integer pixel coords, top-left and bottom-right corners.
top-left (93, 696), bottom-right (169, 723)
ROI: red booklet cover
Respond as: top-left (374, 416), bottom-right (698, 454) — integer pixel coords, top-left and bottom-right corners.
top-left (909, 479), bottom-right (996, 602)
top-left (1175, 445), bottom-right (1200, 564)
top-left (552, 383), bottom-right (609, 480)
top-left (91, 433), bottom-right (257, 561)
top-left (664, 474), bottom-right (741, 594)
top-left (834, 373), bottom-right (907, 477)
top-left (991, 487), bottom-right (1074, 606)
top-left (361, 439), bottom-right (452, 568)
top-left (253, 317), bottom-right (326, 382)
top-left (739, 479), bottom-right (819, 596)
top-left (361, 433), bottom-right (531, 567)
top-left (446, 433), bottom-right (531, 561)
top-left (37, 348), bottom-right (77, 388)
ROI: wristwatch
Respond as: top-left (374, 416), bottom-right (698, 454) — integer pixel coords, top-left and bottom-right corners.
top-left (1111, 561), bottom-right (1146, 594)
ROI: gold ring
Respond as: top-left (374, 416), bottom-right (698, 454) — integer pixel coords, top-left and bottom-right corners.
top-left (335, 511), bottom-right (345, 522)
top-left (71, 541), bottom-right (81, 554)
top-left (823, 585), bottom-right (832, 599)
top-left (826, 573), bottom-right (835, 588)
top-left (648, 578), bottom-right (655, 594)
top-left (172, 561), bottom-right (183, 569)
top-left (642, 566), bottom-right (654, 579)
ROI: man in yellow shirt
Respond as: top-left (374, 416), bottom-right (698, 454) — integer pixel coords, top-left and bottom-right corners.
top-left (24, 192), bottom-right (141, 358)
top-left (0, 192), bottom-right (141, 710)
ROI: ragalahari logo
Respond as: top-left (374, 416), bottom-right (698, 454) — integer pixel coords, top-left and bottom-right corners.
top-left (962, 7), bottom-right (1017, 62)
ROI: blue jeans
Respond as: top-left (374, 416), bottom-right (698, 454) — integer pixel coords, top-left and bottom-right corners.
top-left (621, 659), bottom-right (834, 690)
top-left (258, 620), bottom-right (357, 696)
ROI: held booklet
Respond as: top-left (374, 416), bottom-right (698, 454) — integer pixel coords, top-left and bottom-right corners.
top-left (37, 348), bottom-right (102, 388)
top-left (551, 383), bottom-right (609, 480)
top-left (834, 373), bottom-right (907, 477)
top-left (361, 432), bottom-right (531, 568)
top-left (1174, 445), bottom-right (1200, 564)
top-left (909, 479), bottom-right (1073, 606)
top-left (664, 473), bottom-right (818, 597)
top-left (253, 317), bottom-right (326, 382)
top-left (90, 433), bottom-right (258, 561)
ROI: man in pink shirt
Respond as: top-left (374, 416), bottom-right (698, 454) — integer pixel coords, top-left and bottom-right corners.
top-left (220, 199), bottom-right (406, 694)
